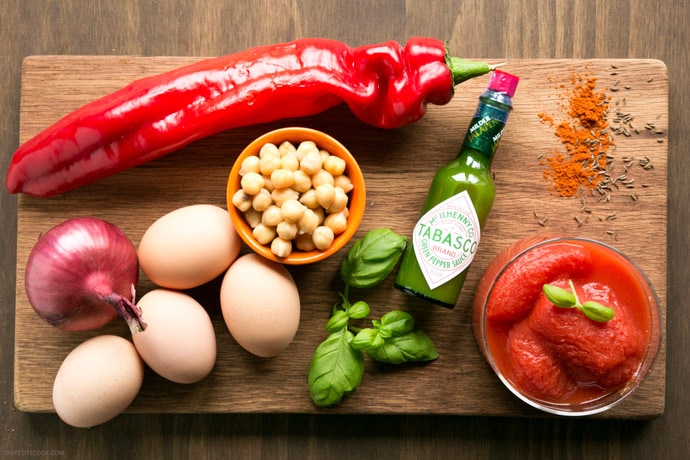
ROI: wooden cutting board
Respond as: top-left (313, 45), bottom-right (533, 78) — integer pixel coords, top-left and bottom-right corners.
top-left (13, 57), bottom-right (667, 419)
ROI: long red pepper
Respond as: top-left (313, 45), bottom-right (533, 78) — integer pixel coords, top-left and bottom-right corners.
top-left (6, 38), bottom-right (496, 197)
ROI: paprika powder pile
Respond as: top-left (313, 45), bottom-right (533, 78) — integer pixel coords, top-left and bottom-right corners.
top-left (539, 73), bottom-right (613, 197)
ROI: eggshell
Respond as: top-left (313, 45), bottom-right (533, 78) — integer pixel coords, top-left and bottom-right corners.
top-left (52, 335), bottom-right (144, 428)
top-left (132, 289), bottom-right (217, 384)
top-left (138, 204), bottom-right (241, 289)
top-left (220, 253), bottom-right (300, 357)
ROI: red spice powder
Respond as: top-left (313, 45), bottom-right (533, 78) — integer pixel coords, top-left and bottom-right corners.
top-left (539, 73), bottom-right (613, 197)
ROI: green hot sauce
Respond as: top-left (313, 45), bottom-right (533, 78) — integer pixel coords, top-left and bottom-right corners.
top-left (395, 70), bottom-right (519, 308)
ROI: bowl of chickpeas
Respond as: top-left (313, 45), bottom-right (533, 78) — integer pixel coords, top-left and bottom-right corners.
top-left (227, 127), bottom-right (366, 265)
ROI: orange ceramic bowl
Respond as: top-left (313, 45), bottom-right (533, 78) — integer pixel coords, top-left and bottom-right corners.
top-left (227, 127), bottom-right (366, 265)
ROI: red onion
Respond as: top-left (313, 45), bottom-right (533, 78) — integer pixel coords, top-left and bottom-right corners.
top-left (25, 217), bottom-right (146, 332)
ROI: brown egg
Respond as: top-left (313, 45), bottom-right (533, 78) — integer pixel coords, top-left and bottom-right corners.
top-left (138, 204), bottom-right (241, 289)
top-left (133, 289), bottom-right (216, 384)
top-left (53, 335), bottom-right (144, 428)
top-left (220, 253), bottom-right (300, 357)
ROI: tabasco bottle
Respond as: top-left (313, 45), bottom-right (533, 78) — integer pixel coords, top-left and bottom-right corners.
top-left (394, 69), bottom-right (519, 308)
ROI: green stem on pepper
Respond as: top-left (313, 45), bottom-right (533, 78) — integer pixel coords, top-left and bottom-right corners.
top-left (445, 45), bottom-right (506, 87)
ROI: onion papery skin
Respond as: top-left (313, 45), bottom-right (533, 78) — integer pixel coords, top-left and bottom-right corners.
top-left (25, 217), bottom-right (142, 332)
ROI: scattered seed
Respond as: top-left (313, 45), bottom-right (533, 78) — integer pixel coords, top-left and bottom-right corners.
top-left (605, 229), bottom-right (620, 240)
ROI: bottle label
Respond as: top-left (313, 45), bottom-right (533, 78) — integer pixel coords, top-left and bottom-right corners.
top-left (463, 104), bottom-right (509, 156)
top-left (412, 190), bottom-right (481, 289)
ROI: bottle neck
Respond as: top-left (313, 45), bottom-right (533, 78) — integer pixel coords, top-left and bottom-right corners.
top-left (460, 89), bottom-right (513, 159)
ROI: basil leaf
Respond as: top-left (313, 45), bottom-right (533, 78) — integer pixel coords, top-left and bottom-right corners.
top-left (346, 300), bottom-right (370, 319)
top-left (581, 301), bottom-right (615, 322)
top-left (543, 284), bottom-right (577, 308)
top-left (307, 328), bottom-right (364, 407)
top-left (325, 310), bottom-right (349, 333)
top-left (379, 310), bottom-right (415, 337)
top-left (366, 330), bottom-right (439, 365)
top-left (339, 228), bottom-right (407, 289)
top-left (351, 328), bottom-right (385, 351)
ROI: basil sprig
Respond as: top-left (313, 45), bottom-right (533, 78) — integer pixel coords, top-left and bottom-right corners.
top-left (307, 228), bottom-right (439, 407)
top-left (339, 227), bottom-right (408, 288)
top-left (542, 280), bottom-right (615, 322)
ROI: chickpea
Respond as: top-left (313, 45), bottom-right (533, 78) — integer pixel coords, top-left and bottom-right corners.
top-left (262, 205), bottom-right (284, 227)
top-left (299, 189), bottom-right (320, 209)
top-left (299, 149), bottom-right (323, 175)
top-left (281, 199), bottom-right (306, 223)
top-left (313, 207), bottom-right (325, 224)
top-left (315, 183), bottom-right (335, 209)
top-left (240, 172), bottom-right (265, 195)
top-left (297, 140), bottom-right (318, 157)
top-left (319, 149), bottom-right (331, 164)
top-left (252, 188), bottom-right (272, 212)
top-left (327, 187), bottom-right (349, 213)
top-left (259, 142), bottom-right (280, 158)
top-left (271, 237), bottom-right (293, 258)
top-left (295, 233), bottom-right (316, 251)
top-left (232, 189), bottom-right (252, 212)
top-left (278, 140), bottom-right (297, 157)
top-left (281, 152), bottom-right (299, 171)
top-left (333, 174), bottom-right (354, 193)
top-left (263, 176), bottom-right (275, 192)
top-left (244, 208), bottom-right (262, 228)
top-left (297, 208), bottom-right (319, 234)
top-left (291, 170), bottom-right (312, 193)
top-left (277, 221), bottom-right (298, 240)
top-left (324, 210), bottom-right (348, 235)
top-left (239, 155), bottom-right (260, 175)
top-left (323, 155), bottom-right (347, 176)
top-left (259, 153), bottom-right (282, 176)
top-left (312, 169), bottom-right (334, 188)
top-left (271, 168), bottom-right (295, 189)
top-left (253, 223), bottom-right (276, 245)
top-left (271, 187), bottom-right (299, 206)
top-left (312, 226), bottom-right (335, 250)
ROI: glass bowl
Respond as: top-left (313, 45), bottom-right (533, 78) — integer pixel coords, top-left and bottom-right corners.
top-left (472, 234), bottom-right (662, 416)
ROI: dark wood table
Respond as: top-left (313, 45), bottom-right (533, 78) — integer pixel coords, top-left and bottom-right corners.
top-left (1, 1), bottom-right (688, 458)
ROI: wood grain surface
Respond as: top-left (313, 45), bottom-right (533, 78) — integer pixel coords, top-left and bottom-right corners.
top-left (3, 1), bottom-right (690, 459)
top-left (14, 56), bottom-right (667, 419)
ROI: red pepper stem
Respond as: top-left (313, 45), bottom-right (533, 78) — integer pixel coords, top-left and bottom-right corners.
top-left (445, 52), bottom-right (505, 88)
